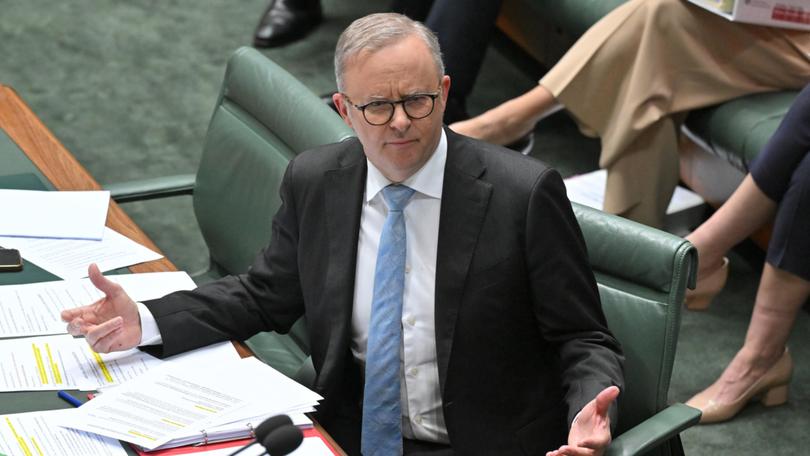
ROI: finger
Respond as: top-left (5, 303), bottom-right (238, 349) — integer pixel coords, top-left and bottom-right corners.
top-left (556, 445), bottom-right (595, 456)
top-left (85, 316), bottom-right (123, 347)
top-left (91, 326), bottom-right (124, 353)
top-left (62, 295), bottom-right (108, 324)
top-left (577, 434), bottom-right (611, 450)
top-left (88, 263), bottom-right (123, 298)
top-left (595, 386), bottom-right (620, 417)
top-left (61, 306), bottom-right (86, 322)
top-left (66, 318), bottom-right (88, 336)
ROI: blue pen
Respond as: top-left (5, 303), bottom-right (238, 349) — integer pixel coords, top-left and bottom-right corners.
top-left (57, 390), bottom-right (83, 408)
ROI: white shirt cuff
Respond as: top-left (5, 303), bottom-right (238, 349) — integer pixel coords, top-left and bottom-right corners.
top-left (137, 302), bottom-right (163, 346)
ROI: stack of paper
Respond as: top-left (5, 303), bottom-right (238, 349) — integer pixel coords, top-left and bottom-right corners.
top-left (58, 357), bottom-right (323, 451)
top-left (0, 189), bottom-right (164, 278)
top-left (0, 189), bottom-right (110, 240)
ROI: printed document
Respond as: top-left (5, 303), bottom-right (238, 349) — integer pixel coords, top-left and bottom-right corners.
top-left (0, 271), bottom-right (196, 338)
top-left (58, 360), bottom-right (251, 450)
top-left (0, 189), bottom-right (109, 240)
top-left (0, 334), bottom-right (160, 391)
top-left (145, 357), bottom-right (322, 451)
top-left (0, 227), bottom-right (163, 280)
top-left (0, 409), bottom-right (126, 456)
top-left (62, 357), bottom-right (323, 451)
top-left (0, 335), bottom-right (240, 391)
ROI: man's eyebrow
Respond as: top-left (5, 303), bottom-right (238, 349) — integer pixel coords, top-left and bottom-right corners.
top-left (366, 91), bottom-right (433, 101)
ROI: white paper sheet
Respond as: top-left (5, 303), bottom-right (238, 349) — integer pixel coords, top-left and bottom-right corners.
top-left (78, 340), bottom-right (241, 391)
top-left (0, 227), bottom-right (163, 280)
top-left (211, 358), bottom-right (323, 428)
top-left (58, 360), bottom-right (252, 450)
top-left (0, 335), bottom-right (239, 391)
top-left (563, 169), bottom-right (704, 214)
top-left (0, 334), bottom-right (159, 391)
top-left (0, 409), bottom-right (127, 456)
top-left (62, 357), bottom-right (322, 450)
top-left (0, 271), bottom-right (196, 338)
top-left (0, 189), bottom-right (109, 240)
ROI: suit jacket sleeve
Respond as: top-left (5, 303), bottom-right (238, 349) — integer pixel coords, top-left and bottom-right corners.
top-left (527, 168), bottom-right (624, 428)
top-left (141, 159), bottom-right (306, 358)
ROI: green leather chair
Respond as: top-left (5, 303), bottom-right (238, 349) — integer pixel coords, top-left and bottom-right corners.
top-left (106, 47), bottom-right (355, 383)
top-left (573, 203), bottom-right (701, 456)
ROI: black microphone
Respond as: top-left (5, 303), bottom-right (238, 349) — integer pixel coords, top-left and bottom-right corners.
top-left (260, 424), bottom-right (304, 456)
top-left (254, 415), bottom-right (293, 442)
top-left (226, 415), bottom-right (294, 456)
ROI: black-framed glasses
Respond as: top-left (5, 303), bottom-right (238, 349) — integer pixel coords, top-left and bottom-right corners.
top-left (344, 91), bottom-right (440, 126)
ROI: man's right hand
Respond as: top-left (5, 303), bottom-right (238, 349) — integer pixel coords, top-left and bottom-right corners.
top-left (61, 263), bottom-right (142, 353)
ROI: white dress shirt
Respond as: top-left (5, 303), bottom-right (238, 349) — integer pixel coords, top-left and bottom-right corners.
top-left (351, 130), bottom-right (448, 443)
top-left (138, 130), bottom-right (449, 443)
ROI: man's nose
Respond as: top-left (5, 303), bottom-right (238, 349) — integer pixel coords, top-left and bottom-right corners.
top-left (388, 103), bottom-right (411, 131)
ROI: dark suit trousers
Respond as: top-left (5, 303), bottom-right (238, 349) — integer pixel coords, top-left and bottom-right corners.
top-left (391, 0), bottom-right (504, 123)
top-left (750, 83), bottom-right (810, 281)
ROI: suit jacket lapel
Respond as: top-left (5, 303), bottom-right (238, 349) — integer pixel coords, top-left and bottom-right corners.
top-left (435, 131), bottom-right (492, 394)
top-left (322, 140), bottom-right (366, 368)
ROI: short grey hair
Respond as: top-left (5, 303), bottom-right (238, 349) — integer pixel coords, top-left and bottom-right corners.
top-left (334, 13), bottom-right (445, 92)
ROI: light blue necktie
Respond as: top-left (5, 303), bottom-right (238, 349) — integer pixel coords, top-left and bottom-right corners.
top-left (362, 184), bottom-right (415, 456)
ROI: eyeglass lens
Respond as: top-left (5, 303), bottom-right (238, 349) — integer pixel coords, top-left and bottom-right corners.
top-left (363, 95), bottom-right (435, 125)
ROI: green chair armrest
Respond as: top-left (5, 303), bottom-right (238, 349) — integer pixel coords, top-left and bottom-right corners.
top-left (105, 174), bottom-right (196, 202)
top-left (606, 403), bottom-right (701, 456)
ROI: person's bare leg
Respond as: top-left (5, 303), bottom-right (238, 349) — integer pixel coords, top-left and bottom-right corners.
top-left (686, 175), bottom-right (777, 276)
top-left (449, 84), bottom-right (560, 145)
top-left (698, 264), bottom-right (810, 405)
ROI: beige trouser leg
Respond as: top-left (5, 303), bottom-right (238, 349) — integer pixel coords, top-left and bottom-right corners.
top-left (540, 0), bottom-right (810, 226)
top-left (604, 117), bottom-right (680, 227)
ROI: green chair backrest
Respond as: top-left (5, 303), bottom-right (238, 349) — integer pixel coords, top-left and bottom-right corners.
top-left (192, 48), bottom-right (353, 379)
top-left (194, 47), bottom-right (354, 277)
top-left (573, 203), bottom-right (696, 443)
top-left (529, 0), bottom-right (625, 37)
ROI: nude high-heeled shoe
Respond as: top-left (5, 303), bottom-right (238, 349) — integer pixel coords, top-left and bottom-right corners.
top-left (686, 349), bottom-right (792, 424)
top-left (685, 257), bottom-right (729, 311)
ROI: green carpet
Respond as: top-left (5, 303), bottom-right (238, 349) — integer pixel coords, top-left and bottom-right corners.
top-left (2, 1), bottom-right (808, 454)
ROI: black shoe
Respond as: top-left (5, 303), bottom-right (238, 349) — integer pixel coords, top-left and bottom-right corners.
top-left (505, 131), bottom-right (535, 155)
top-left (253, 0), bottom-right (322, 48)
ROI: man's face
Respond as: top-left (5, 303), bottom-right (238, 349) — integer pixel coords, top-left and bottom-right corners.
top-left (334, 34), bottom-right (451, 183)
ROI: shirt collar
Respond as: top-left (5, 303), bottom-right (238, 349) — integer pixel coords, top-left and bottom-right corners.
top-left (365, 128), bottom-right (447, 202)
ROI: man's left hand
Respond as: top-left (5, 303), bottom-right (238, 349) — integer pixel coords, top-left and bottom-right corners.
top-left (546, 385), bottom-right (620, 456)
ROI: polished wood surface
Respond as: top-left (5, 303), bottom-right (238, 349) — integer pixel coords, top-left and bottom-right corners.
top-left (0, 84), bottom-right (174, 273)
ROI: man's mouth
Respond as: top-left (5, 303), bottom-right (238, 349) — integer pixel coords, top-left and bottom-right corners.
top-left (386, 139), bottom-right (417, 147)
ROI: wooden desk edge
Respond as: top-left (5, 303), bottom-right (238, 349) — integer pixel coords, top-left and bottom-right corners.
top-left (0, 84), bottom-right (173, 273)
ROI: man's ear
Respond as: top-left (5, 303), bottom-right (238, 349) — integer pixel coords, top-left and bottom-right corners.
top-left (440, 74), bottom-right (451, 105)
top-left (333, 92), bottom-right (353, 128)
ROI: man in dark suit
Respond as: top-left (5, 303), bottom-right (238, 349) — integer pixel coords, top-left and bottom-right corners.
top-left (64, 12), bottom-right (623, 456)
